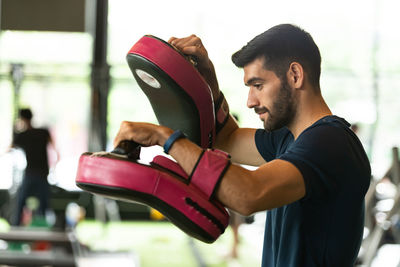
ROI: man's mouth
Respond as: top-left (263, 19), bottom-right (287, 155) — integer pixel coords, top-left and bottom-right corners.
top-left (254, 107), bottom-right (268, 122)
top-left (254, 107), bottom-right (268, 116)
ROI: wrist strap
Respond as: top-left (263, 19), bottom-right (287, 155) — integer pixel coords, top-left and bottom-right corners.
top-left (215, 93), bottom-right (230, 133)
top-left (163, 130), bottom-right (186, 154)
top-left (189, 149), bottom-right (231, 200)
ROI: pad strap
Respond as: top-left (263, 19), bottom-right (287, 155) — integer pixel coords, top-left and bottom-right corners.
top-left (190, 149), bottom-right (231, 200)
top-left (152, 155), bottom-right (188, 179)
top-left (214, 93), bottom-right (230, 133)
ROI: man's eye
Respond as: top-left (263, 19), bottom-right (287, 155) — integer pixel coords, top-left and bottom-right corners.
top-left (254, 84), bottom-right (263, 90)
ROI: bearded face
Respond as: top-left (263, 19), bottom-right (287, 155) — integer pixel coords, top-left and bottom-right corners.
top-left (261, 78), bottom-right (297, 132)
top-left (244, 58), bottom-right (298, 132)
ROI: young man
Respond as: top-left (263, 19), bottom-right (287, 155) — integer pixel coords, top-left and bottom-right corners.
top-left (114, 24), bottom-right (371, 266)
top-left (12, 108), bottom-right (57, 225)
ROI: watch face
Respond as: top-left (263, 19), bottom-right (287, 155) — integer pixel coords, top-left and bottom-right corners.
top-left (135, 69), bottom-right (161, 89)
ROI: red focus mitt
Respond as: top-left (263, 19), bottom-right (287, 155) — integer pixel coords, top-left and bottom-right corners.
top-left (76, 141), bottom-right (231, 243)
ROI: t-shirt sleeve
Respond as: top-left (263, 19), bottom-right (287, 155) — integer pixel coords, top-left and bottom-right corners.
top-left (255, 127), bottom-right (291, 162)
top-left (279, 124), bottom-right (351, 201)
top-left (39, 128), bottom-right (51, 143)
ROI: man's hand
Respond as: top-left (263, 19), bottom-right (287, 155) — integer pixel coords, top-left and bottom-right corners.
top-left (113, 121), bottom-right (173, 149)
top-left (168, 35), bottom-right (209, 70)
top-left (169, 35), bottom-right (220, 101)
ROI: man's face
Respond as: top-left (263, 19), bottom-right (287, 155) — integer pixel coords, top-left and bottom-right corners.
top-left (15, 118), bottom-right (29, 132)
top-left (244, 58), bottom-right (296, 131)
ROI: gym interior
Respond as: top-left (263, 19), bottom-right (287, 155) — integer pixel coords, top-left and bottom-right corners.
top-left (0, 0), bottom-right (400, 266)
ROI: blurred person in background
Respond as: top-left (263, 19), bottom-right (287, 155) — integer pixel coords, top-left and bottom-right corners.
top-left (11, 108), bottom-right (58, 226)
top-left (351, 123), bottom-right (359, 135)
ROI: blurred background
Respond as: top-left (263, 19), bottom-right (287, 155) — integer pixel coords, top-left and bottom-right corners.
top-left (0, 0), bottom-right (400, 266)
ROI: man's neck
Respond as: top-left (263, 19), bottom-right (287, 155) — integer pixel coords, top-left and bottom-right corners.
top-left (288, 93), bottom-right (332, 140)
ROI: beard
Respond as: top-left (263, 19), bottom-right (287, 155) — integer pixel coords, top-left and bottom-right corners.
top-left (260, 79), bottom-right (296, 132)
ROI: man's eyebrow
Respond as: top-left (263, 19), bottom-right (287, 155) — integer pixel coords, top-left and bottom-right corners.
top-left (245, 77), bottom-right (264, 86)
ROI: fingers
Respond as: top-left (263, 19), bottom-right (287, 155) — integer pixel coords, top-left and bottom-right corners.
top-left (113, 121), bottom-right (174, 149)
top-left (169, 34), bottom-right (201, 48)
top-left (113, 121), bottom-right (148, 148)
top-left (168, 34), bottom-right (219, 95)
top-left (168, 36), bottom-right (178, 43)
top-left (113, 121), bottom-right (132, 148)
top-left (168, 34), bottom-right (207, 59)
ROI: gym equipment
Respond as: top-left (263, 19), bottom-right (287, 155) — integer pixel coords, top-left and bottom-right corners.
top-left (358, 147), bottom-right (400, 266)
top-left (0, 226), bottom-right (77, 267)
top-left (0, 225), bottom-right (139, 267)
top-left (76, 36), bottom-right (230, 243)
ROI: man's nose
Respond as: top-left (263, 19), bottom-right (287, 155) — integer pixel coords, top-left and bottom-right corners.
top-left (247, 88), bottom-right (259, 109)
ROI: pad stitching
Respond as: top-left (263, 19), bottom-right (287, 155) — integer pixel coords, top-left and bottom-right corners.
top-left (185, 197), bottom-right (225, 233)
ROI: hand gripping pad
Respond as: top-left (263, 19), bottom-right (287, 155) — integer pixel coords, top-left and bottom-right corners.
top-left (76, 150), bottom-right (229, 243)
top-left (126, 35), bottom-right (216, 148)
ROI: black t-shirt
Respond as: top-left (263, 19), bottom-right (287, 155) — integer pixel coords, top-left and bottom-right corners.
top-left (13, 128), bottom-right (50, 178)
top-left (255, 115), bottom-right (371, 267)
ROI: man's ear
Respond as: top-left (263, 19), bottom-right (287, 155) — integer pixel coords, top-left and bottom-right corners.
top-left (287, 62), bottom-right (304, 89)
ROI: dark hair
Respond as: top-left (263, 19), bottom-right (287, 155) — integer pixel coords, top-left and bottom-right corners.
top-left (232, 24), bottom-right (321, 89)
top-left (19, 108), bottom-right (33, 120)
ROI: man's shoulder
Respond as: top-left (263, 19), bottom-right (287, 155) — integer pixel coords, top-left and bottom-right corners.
top-left (256, 127), bottom-right (292, 143)
top-left (289, 115), bottom-right (370, 174)
top-left (299, 115), bottom-right (353, 143)
top-left (32, 127), bottom-right (50, 135)
top-left (255, 127), bottom-right (293, 159)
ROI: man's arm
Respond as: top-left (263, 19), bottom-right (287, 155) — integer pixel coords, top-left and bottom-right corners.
top-left (215, 114), bottom-right (265, 166)
top-left (166, 134), bottom-right (305, 215)
top-left (169, 35), bottom-right (265, 166)
top-left (47, 131), bottom-right (60, 165)
top-left (217, 158), bottom-right (305, 215)
top-left (114, 122), bottom-right (305, 215)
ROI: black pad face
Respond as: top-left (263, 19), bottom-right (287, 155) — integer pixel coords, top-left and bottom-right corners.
top-left (127, 54), bottom-right (201, 146)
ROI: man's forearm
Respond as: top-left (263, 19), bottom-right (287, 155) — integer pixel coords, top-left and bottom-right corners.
top-left (214, 114), bottom-right (239, 151)
top-left (167, 137), bottom-right (204, 177)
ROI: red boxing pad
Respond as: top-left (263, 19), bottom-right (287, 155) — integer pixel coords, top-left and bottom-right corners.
top-left (76, 35), bottom-right (227, 243)
top-left (76, 151), bottom-right (229, 243)
top-left (127, 35), bottom-right (216, 148)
